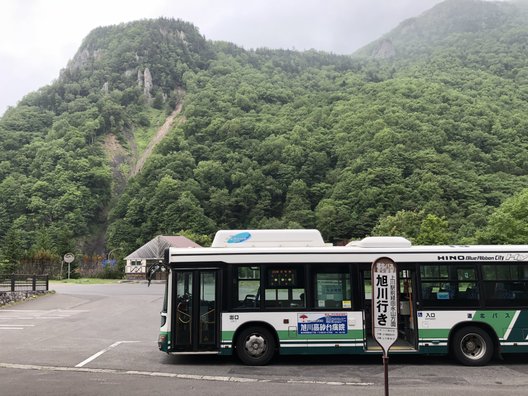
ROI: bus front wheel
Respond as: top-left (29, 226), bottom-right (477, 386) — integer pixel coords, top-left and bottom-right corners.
top-left (236, 326), bottom-right (275, 365)
top-left (452, 326), bottom-right (493, 366)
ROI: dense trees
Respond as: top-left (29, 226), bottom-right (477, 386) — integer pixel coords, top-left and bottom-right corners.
top-left (477, 189), bottom-right (528, 244)
top-left (107, 1), bottom-right (528, 249)
top-left (2, 1), bottom-right (528, 273)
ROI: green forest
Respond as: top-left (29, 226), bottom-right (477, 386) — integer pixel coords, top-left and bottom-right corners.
top-left (1, 0), bottom-right (528, 274)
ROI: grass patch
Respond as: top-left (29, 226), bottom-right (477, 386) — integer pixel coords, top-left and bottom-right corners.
top-left (134, 108), bottom-right (167, 155)
top-left (50, 278), bottom-right (122, 285)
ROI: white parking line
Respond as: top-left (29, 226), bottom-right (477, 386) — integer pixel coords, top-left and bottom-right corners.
top-left (0, 324), bottom-right (34, 330)
top-left (0, 362), bottom-right (374, 386)
top-left (75, 341), bottom-right (140, 368)
top-left (0, 309), bottom-right (87, 322)
top-left (0, 309), bottom-right (86, 329)
top-left (0, 324), bottom-right (35, 330)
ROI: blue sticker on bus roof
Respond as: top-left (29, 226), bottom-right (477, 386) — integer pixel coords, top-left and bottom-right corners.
top-left (227, 232), bottom-right (251, 244)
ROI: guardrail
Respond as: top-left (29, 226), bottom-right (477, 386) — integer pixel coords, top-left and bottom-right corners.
top-left (0, 274), bottom-right (49, 292)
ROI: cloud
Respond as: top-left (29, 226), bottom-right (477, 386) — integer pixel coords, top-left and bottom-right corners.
top-left (0, 0), bottom-right (443, 116)
top-left (158, 0), bottom-right (443, 53)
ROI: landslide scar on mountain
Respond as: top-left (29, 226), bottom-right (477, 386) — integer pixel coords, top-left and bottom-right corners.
top-left (103, 133), bottom-right (128, 195)
top-left (131, 94), bottom-right (185, 177)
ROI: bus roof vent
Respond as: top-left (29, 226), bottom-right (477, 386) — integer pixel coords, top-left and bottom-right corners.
top-left (212, 230), bottom-right (326, 248)
top-left (347, 236), bottom-right (412, 249)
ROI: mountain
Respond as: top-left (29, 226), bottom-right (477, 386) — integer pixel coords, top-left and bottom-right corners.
top-left (1, 1), bottom-right (528, 272)
top-left (0, 18), bottom-right (214, 270)
top-left (358, 0), bottom-right (525, 56)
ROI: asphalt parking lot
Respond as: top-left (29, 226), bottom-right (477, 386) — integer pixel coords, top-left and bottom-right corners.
top-left (2, 283), bottom-right (528, 395)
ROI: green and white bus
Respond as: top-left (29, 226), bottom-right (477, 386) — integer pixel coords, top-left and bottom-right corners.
top-left (150, 229), bottom-right (528, 366)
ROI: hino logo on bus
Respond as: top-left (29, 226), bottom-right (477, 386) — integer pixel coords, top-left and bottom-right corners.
top-left (437, 254), bottom-right (528, 261)
top-left (438, 255), bottom-right (466, 261)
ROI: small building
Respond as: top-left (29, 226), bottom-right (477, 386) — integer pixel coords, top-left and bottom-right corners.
top-left (124, 235), bottom-right (201, 280)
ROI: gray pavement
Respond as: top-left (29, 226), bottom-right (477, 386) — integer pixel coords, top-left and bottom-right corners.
top-left (1, 283), bottom-right (528, 395)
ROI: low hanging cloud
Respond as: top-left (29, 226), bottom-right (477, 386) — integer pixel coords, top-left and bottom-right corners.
top-left (0, 0), bottom-right (446, 115)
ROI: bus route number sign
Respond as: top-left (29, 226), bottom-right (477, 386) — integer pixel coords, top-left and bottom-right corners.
top-left (372, 257), bottom-right (398, 356)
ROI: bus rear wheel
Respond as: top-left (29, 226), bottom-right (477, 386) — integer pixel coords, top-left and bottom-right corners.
top-left (236, 326), bottom-right (275, 365)
top-left (452, 326), bottom-right (493, 366)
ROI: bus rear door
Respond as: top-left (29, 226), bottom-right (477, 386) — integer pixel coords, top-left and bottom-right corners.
top-left (172, 269), bottom-right (219, 352)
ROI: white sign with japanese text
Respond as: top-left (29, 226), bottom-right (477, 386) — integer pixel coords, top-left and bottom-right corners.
top-left (372, 257), bottom-right (398, 355)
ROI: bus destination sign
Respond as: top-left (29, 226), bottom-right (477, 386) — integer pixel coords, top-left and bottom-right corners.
top-left (372, 257), bottom-right (398, 355)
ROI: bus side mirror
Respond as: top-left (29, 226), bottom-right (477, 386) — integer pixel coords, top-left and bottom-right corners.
top-left (147, 264), bottom-right (161, 286)
top-left (147, 265), bottom-right (155, 286)
top-left (147, 260), bottom-right (168, 286)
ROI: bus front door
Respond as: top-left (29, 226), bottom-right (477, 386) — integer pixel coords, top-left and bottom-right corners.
top-left (173, 270), bottom-right (219, 352)
top-left (360, 265), bottom-right (418, 351)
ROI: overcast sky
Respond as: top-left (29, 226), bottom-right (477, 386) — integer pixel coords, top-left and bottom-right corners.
top-left (0, 0), bottom-right (448, 116)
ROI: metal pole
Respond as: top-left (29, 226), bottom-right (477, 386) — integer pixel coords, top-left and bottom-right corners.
top-left (68, 262), bottom-right (71, 280)
top-left (383, 354), bottom-right (389, 396)
top-left (107, 247), bottom-right (122, 261)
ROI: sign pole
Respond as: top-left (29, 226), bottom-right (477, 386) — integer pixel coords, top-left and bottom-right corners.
top-left (371, 257), bottom-right (398, 396)
top-left (63, 253), bottom-right (75, 280)
top-left (383, 353), bottom-right (389, 396)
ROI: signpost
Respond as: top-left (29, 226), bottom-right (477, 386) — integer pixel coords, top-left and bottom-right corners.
top-left (64, 253), bottom-right (75, 280)
top-left (371, 257), bottom-right (398, 396)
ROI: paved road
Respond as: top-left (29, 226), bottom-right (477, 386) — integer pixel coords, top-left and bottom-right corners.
top-left (1, 283), bottom-right (528, 395)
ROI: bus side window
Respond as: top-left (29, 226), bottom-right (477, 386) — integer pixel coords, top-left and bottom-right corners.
top-left (236, 266), bottom-right (261, 309)
top-left (314, 267), bottom-right (351, 309)
top-left (482, 264), bottom-right (528, 306)
top-left (422, 286), bottom-right (433, 300)
top-left (264, 266), bottom-right (305, 309)
top-left (420, 263), bottom-right (480, 306)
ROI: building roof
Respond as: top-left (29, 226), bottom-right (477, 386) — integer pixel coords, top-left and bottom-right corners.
top-left (124, 235), bottom-right (201, 260)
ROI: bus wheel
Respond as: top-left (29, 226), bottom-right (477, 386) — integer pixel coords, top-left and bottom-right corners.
top-left (236, 326), bottom-right (275, 365)
top-left (452, 326), bottom-right (493, 366)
